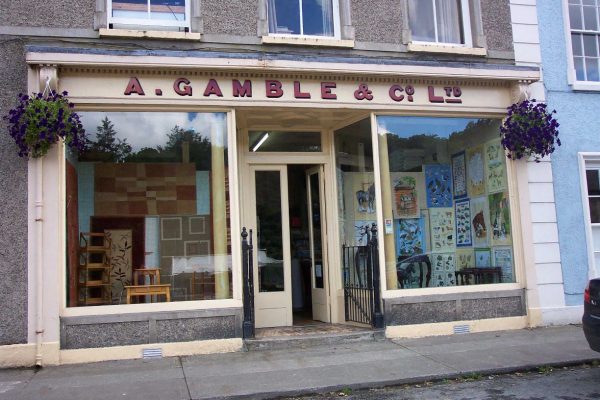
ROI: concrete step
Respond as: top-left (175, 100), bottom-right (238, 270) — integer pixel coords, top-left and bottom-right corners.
top-left (245, 329), bottom-right (386, 351)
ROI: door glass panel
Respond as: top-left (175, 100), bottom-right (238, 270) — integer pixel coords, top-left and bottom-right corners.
top-left (256, 171), bottom-right (285, 292)
top-left (310, 173), bottom-right (324, 288)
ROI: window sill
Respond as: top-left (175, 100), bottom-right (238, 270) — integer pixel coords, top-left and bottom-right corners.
top-left (261, 35), bottom-right (354, 48)
top-left (99, 28), bottom-right (201, 41)
top-left (571, 81), bottom-right (600, 92)
top-left (407, 42), bottom-right (487, 56)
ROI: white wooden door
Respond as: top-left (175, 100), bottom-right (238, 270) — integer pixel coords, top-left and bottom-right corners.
top-left (249, 165), bottom-right (293, 328)
top-left (306, 166), bottom-right (330, 322)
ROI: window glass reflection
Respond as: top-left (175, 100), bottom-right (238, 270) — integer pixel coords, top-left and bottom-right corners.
top-left (375, 117), bottom-right (514, 289)
top-left (65, 112), bottom-right (232, 307)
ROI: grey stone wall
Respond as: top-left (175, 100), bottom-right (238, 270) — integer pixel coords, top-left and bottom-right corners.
top-left (481, 0), bottom-right (514, 52)
top-left (0, 0), bottom-right (95, 29)
top-left (351, 0), bottom-right (402, 44)
top-left (0, 36), bottom-right (28, 346)
top-left (60, 308), bottom-right (243, 349)
top-left (384, 289), bottom-right (526, 326)
top-left (202, 0), bottom-right (259, 37)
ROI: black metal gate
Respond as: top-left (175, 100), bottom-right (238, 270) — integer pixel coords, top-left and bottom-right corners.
top-left (342, 224), bottom-right (384, 328)
top-left (241, 228), bottom-right (255, 339)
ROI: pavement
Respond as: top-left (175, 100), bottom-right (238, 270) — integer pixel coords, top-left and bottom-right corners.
top-left (0, 325), bottom-right (598, 400)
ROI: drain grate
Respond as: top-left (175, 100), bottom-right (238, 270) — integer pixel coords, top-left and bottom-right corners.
top-left (142, 348), bottom-right (163, 359)
top-left (453, 324), bottom-right (470, 334)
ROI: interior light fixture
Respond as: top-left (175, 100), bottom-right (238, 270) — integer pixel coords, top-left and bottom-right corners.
top-left (252, 132), bottom-right (270, 152)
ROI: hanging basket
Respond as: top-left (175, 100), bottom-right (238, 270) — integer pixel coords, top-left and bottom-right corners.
top-left (500, 99), bottom-right (561, 162)
top-left (3, 90), bottom-right (87, 159)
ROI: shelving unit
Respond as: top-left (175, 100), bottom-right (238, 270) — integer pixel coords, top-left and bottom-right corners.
top-left (78, 232), bottom-right (112, 306)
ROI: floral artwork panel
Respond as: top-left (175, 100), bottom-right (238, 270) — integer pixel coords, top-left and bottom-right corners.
top-left (485, 139), bottom-right (507, 194)
top-left (489, 191), bottom-right (512, 246)
top-left (455, 198), bottom-right (472, 247)
top-left (452, 151), bottom-right (467, 199)
top-left (395, 218), bottom-right (425, 257)
top-left (470, 196), bottom-right (490, 247)
top-left (424, 164), bottom-right (453, 208)
top-left (456, 248), bottom-right (475, 270)
top-left (475, 248), bottom-right (492, 268)
top-left (391, 172), bottom-right (424, 219)
top-left (493, 246), bottom-right (514, 283)
top-left (105, 229), bottom-right (133, 304)
top-left (432, 252), bottom-right (456, 287)
top-left (466, 145), bottom-right (485, 197)
top-left (429, 208), bottom-right (455, 253)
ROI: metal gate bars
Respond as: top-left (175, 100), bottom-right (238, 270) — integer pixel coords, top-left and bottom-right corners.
top-left (342, 224), bottom-right (384, 328)
top-left (241, 227), bottom-right (255, 339)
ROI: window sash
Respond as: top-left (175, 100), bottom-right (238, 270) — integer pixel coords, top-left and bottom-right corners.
top-left (568, 0), bottom-right (600, 82)
top-left (107, 0), bottom-right (191, 29)
top-left (409, 0), bottom-right (473, 47)
top-left (267, 0), bottom-right (341, 39)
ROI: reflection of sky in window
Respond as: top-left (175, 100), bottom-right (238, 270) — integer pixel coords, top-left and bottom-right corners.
top-left (80, 112), bottom-right (226, 152)
top-left (377, 116), bottom-right (478, 139)
top-left (272, 0), bottom-right (300, 34)
top-left (302, 0), bottom-right (333, 36)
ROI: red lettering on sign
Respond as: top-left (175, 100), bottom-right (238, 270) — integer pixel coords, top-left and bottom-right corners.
top-left (294, 81), bottom-right (311, 99)
top-left (203, 79), bottom-right (223, 97)
top-left (389, 85), bottom-right (404, 102)
top-left (428, 86), bottom-right (444, 103)
top-left (233, 80), bottom-right (252, 97)
top-left (174, 78), bottom-right (192, 96)
top-left (321, 82), bottom-right (337, 100)
top-left (124, 77), bottom-right (145, 96)
top-left (266, 80), bottom-right (284, 98)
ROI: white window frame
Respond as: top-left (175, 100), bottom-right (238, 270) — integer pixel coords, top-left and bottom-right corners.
top-left (409, 0), bottom-right (473, 48)
top-left (266, 0), bottom-right (341, 40)
top-left (578, 152), bottom-right (600, 279)
top-left (107, 0), bottom-right (191, 30)
top-left (563, 0), bottom-right (600, 90)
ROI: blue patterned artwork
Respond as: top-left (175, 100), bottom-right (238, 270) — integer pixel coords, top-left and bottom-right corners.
top-left (425, 164), bottom-right (453, 208)
top-left (395, 218), bottom-right (425, 257)
top-left (455, 198), bottom-right (472, 247)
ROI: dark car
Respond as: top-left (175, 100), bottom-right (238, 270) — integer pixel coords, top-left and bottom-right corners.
top-left (583, 278), bottom-right (600, 352)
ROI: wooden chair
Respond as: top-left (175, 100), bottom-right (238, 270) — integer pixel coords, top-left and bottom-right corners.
top-left (125, 268), bottom-right (171, 304)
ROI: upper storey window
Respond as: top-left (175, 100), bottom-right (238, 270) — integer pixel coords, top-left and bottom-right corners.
top-left (568, 0), bottom-right (600, 81)
top-left (108, 0), bottom-right (190, 30)
top-left (408, 0), bottom-right (473, 47)
top-left (267, 0), bottom-right (340, 38)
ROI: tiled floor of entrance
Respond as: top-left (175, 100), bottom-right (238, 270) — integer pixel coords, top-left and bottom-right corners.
top-left (255, 321), bottom-right (369, 338)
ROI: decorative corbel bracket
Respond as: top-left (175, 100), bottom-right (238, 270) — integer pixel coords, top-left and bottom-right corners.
top-left (38, 65), bottom-right (58, 94)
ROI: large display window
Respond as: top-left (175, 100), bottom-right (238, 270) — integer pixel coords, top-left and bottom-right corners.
top-left (376, 116), bottom-right (516, 290)
top-left (65, 112), bottom-right (232, 307)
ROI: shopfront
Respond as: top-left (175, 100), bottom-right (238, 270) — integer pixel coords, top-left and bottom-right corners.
top-left (25, 48), bottom-right (540, 363)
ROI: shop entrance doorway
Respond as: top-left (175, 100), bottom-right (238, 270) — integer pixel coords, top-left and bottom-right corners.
top-left (247, 164), bottom-right (330, 328)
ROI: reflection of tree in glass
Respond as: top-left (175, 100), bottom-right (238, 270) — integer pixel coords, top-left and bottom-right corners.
top-left (125, 125), bottom-right (214, 170)
top-left (81, 117), bottom-right (132, 162)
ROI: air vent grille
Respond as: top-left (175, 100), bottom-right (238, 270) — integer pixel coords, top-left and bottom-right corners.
top-left (142, 348), bottom-right (163, 359)
top-left (453, 324), bottom-right (470, 334)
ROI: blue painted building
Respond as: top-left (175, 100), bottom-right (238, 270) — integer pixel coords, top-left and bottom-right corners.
top-left (538, 0), bottom-right (600, 311)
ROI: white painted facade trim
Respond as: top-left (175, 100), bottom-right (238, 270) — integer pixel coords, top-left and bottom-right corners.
top-left (511, 0), bottom-right (572, 325)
